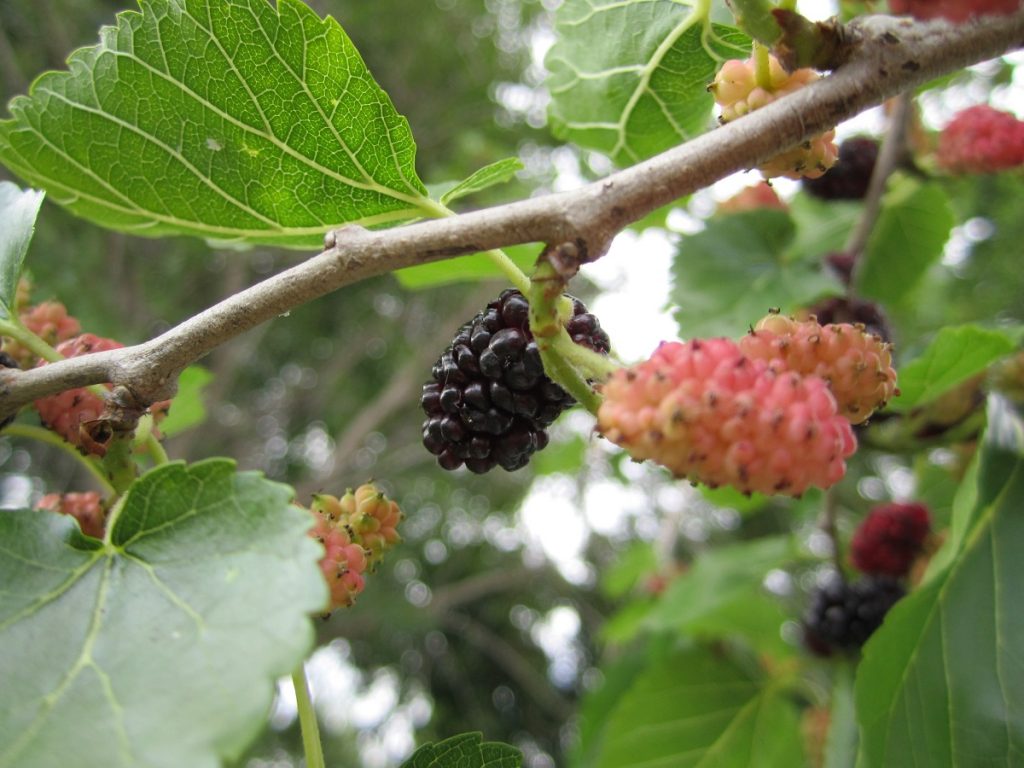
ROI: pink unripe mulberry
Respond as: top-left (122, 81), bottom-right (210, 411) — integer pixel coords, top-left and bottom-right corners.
top-left (597, 339), bottom-right (856, 496)
top-left (36, 491), bottom-right (106, 538)
top-left (711, 56), bottom-right (838, 180)
top-left (4, 301), bottom-right (81, 368)
top-left (739, 314), bottom-right (898, 425)
top-left (850, 502), bottom-right (931, 577)
top-left (309, 513), bottom-right (368, 610)
top-left (936, 105), bottom-right (1024, 174)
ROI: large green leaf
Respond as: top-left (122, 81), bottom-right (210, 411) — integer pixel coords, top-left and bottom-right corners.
top-left (595, 645), bottom-right (805, 768)
top-left (399, 732), bottom-right (522, 768)
top-left (0, 460), bottom-right (325, 768)
top-left (891, 324), bottom-right (1017, 412)
top-left (0, 0), bottom-right (433, 248)
top-left (671, 210), bottom-right (840, 338)
top-left (0, 182), bottom-right (45, 319)
top-left (854, 397), bottom-right (1024, 767)
top-left (856, 176), bottom-right (954, 305)
top-left (546, 1), bottom-right (748, 166)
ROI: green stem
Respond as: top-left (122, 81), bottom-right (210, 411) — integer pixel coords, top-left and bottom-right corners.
top-left (3, 423), bottom-right (116, 495)
top-left (144, 432), bottom-right (169, 465)
top-left (0, 317), bottom-right (63, 363)
top-left (423, 198), bottom-right (532, 294)
top-left (292, 664), bottom-right (326, 768)
top-left (753, 41), bottom-right (773, 90)
top-left (102, 435), bottom-right (138, 496)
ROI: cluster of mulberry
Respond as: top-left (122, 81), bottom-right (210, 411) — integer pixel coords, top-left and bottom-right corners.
top-left (36, 491), bottom-right (107, 539)
top-left (937, 105), bottom-right (1024, 174)
top-left (306, 483), bottom-right (403, 613)
top-left (421, 289), bottom-right (609, 474)
top-left (710, 55), bottom-right (838, 180)
top-left (0, 294), bottom-right (174, 456)
top-left (596, 313), bottom-right (896, 496)
top-left (804, 502), bottom-right (931, 655)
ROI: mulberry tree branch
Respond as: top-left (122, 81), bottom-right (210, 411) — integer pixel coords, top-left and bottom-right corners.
top-left (1, 11), bottom-right (1022, 420)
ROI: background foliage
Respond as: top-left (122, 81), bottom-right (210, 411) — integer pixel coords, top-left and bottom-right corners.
top-left (1, 1), bottom-right (1022, 767)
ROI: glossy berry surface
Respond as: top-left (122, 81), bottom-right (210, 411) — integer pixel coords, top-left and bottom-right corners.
top-left (851, 502), bottom-right (931, 577)
top-left (421, 289), bottom-right (610, 473)
top-left (803, 575), bottom-right (905, 654)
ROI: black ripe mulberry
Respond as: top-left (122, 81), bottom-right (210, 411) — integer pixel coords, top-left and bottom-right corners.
top-left (421, 289), bottom-right (610, 473)
top-left (803, 137), bottom-right (879, 201)
top-left (803, 575), bottom-right (905, 655)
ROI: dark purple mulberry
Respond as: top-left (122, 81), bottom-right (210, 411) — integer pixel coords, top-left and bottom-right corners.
top-left (421, 289), bottom-right (610, 473)
top-left (803, 575), bottom-right (905, 655)
top-left (803, 137), bottom-right (879, 201)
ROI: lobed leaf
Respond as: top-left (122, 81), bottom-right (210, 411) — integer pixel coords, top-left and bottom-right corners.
top-left (671, 209), bottom-right (840, 338)
top-left (0, 460), bottom-right (325, 768)
top-left (0, 182), bottom-right (45, 319)
top-left (546, 0), bottom-right (748, 166)
top-left (0, 0), bottom-right (432, 248)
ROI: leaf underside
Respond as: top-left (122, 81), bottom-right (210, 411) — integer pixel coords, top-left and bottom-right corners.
top-left (546, 0), bottom-right (748, 166)
top-left (0, 0), bottom-right (430, 248)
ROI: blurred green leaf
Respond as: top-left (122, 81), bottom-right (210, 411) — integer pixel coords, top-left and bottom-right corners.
top-left (600, 598), bottom-right (659, 645)
top-left (602, 541), bottom-right (658, 598)
top-left (855, 400), bottom-right (1024, 767)
top-left (0, 460), bottom-right (324, 768)
top-left (891, 324), bottom-right (1017, 412)
top-left (671, 210), bottom-right (840, 338)
top-left (0, 182), bottom-right (44, 319)
top-left (788, 194), bottom-right (861, 260)
top-left (546, 0), bottom-right (748, 166)
top-left (644, 536), bottom-right (794, 654)
top-left (824, 663), bottom-right (858, 768)
top-left (595, 645), bottom-right (805, 767)
top-left (856, 176), bottom-right (954, 305)
top-left (0, 0), bottom-right (431, 249)
top-left (399, 732), bottom-right (522, 768)
top-left (532, 434), bottom-right (588, 476)
top-left (159, 365), bottom-right (213, 438)
top-left (394, 242), bottom-right (538, 289)
top-left (440, 158), bottom-right (523, 206)
top-left (571, 639), bottom-right (671, 768)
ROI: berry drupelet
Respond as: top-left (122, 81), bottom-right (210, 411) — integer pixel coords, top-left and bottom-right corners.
top-left (421, 289), bottom-right (610, 473)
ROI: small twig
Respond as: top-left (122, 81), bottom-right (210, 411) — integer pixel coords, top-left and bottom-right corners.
top-left (843, 91), bottom-right (914, 277)
top-left (821, 486), bottom-right (845, 577)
